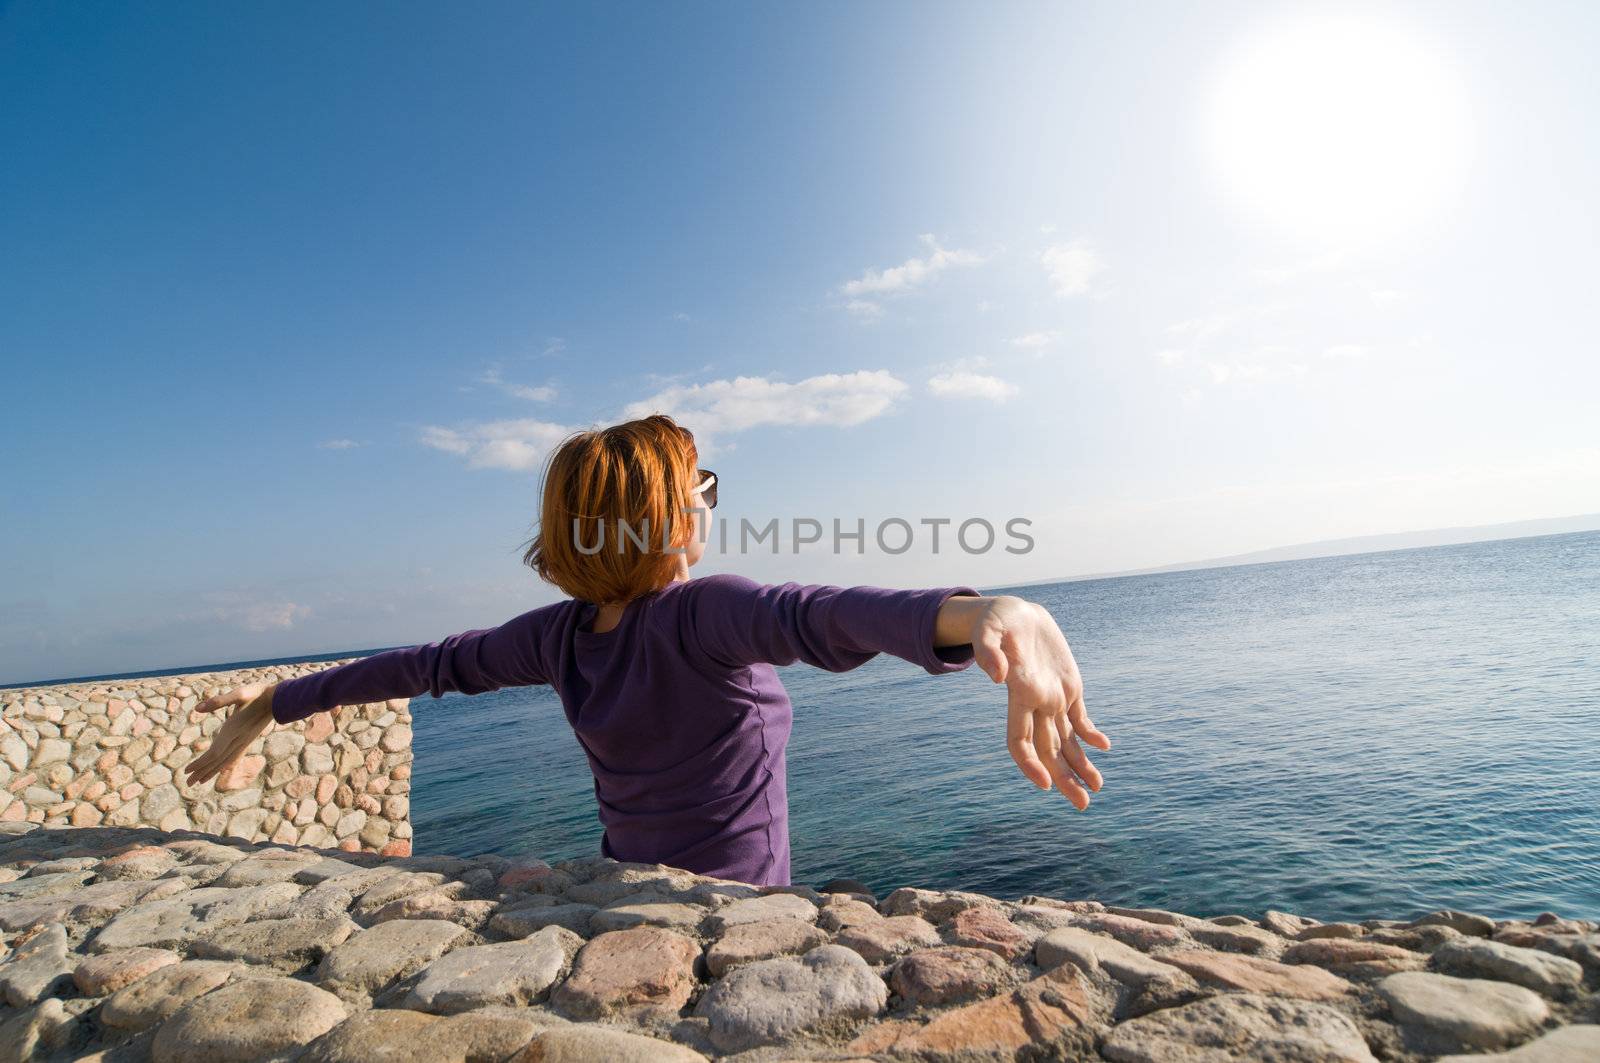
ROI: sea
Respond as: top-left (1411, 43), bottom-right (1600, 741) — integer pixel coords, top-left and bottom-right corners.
top-left (39, 531), bottom-right (1600, 922)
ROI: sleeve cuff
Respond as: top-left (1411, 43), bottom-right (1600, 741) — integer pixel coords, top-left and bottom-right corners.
top-left (270, 675), bottom-right (319, 725)
top-left (917, 587), bottom-right (980, 674)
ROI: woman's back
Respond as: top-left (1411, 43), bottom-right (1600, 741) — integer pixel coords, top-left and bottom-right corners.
top-left (555, 577), bottom-right (797, 885)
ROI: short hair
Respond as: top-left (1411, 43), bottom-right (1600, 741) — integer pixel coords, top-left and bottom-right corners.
top-left (524, 414), bottom-right (700, 604)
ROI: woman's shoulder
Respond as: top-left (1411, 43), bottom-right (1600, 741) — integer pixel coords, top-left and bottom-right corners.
top-left (661, 572), bottom-right (770, 607)
top-left (504, 596), bottom-right (586, 635)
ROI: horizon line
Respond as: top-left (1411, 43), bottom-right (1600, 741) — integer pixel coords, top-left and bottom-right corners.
top-left (7, 514), bottom-right (1597, 691)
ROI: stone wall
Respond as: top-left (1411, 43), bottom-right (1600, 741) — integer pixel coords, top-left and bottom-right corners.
top-left (0, 825), bottom-right (1595, 1060)
top-left (0, 663), bottom-right (412, 855)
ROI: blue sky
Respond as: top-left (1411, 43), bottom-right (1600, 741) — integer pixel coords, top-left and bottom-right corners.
top-left (3, 1), bottom-right (1597, 683)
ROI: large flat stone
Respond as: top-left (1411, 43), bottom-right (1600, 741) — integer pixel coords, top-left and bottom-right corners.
top-left (100, 960), bottom-right (240, 1031)
top-left (1101, 992), bottom-right (1376, 1062)
top-left (879, 886), bottom-right (988, 922)
top-left (404, 926), bottom-right (583, 1013)
top-left (1074, 912), bottom-right (1188, 950)
top-left (589, 900), bottom-right (706, 933)
top-left (257, 880), bottom-right (354, 922)
top-left (1378, 970), bottom-right (1549, 1053)
top-left (353, 871), bottom-right (449, 914)
top-left (192, 915), bottom-right (359, 972)
top-left (888, 944), bottom-right (1011, 1006)
top-left (551, 926), bottom-right (700, 1020)
top-left (850, 963), bottom-right (1095, 1058)
top-left (210, 849), bottom-right (323, 888)
top-left (1189, 922), bottom-right (1284, 956)
top-left (316, 918), bottom-right (471, 999)
top-left (834, 914), bottom-right (941, 963)
top-left (73, 947), bottom-right (180, 995)
top-left (0, 870), bottom-right (93, 902)
top-left (89, 882), bottom-right (302, 952)
top-left (706, 917), bottom-right (830, 976)
top-left (0, 878), bottom-right (185, 932)
top-left (490, 903), bottom-right (597, 938)
top-left (695, 943), bottom-right (887, 1053)
top-left (150, 976), bottom-right (347, 1063)
top-left (1431, 938), bottom-right (1584, 998)
top-left (1411, 909), bottom-right (1496, 937)
top-left (0, 922), bottom-right (73, 1006)
top-left (1283, 938), bottom-right (1422, 969)
top-left (946, 905), bottom-right (1032, 959)
top-left (1163, 948), bottom-right (1353, 1001)
top-left (1036, 926), bottom-right (1186, 987)
top-left (703, 892), bottom-right (818, 933)
top-left (816, 895), bottom-right (881, 932)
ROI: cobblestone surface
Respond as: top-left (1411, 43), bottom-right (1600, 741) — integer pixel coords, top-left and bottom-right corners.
top-left (0, 824), bottom-right (1597, 1059)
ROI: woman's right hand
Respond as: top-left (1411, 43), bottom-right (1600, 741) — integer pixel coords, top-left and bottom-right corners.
top-left (183, 683), bottom-right (277, 787)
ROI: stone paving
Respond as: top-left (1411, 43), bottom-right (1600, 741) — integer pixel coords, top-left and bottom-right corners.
top-left (0, 825), bottom-right (1596, 1061)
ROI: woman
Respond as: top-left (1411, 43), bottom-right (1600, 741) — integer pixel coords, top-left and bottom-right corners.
top-left (185, 415), bottom-right (1108, 886)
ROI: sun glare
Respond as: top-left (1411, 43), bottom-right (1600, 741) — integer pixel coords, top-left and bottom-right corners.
top-left (1203, 14), bottom-right (1472, 245)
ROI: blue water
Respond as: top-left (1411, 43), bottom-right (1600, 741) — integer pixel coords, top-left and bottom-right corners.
top-left (402, 531), bottom-right (1592, 921)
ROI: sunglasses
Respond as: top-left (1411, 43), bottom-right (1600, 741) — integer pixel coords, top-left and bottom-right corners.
top-left (693, 469), bottom-right (718, 509)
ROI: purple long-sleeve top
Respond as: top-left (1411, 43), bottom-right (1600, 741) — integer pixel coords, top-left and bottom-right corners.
top-left (272, 574), bottom-right (978, 886)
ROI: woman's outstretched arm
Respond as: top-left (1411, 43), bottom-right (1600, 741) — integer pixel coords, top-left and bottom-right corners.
top-left (183, 602), bottom-right (561, 786)
top-left (684, 574), bottom-right (1110, 807)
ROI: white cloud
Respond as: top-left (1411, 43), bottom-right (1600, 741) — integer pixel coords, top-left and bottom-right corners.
top-left (927, 371), bottom-right (1018, 403)
top-left (1323, 343), bottom-right (1370, 359)
top-left (240, 602), bottom-right (311, 632)
top-left (1167, 312), bottom-right (1235, 341)
top-left (1252, 251), bottom-right (1348, 284)
top-left (1040, 239), bottom-right (1104, 297)
top-left (1205, 361), bottom-right (1272, 385)
top-left (1155, 348), bottom-right (1186, 366)
top-left (479, 365), bottom-right (556, 402)
top-left (420, 418), bottom-right (572, 472)
top-left (1369, 288), bottom-right (1407, 307)
top-left (838, 234), bottom-right (984, 314)
top-left (317, 438), bottom-right (361, 450)
top-left (1010, 330), bottom-right (1062, 349)
top-left (179, 594), bottom-right (312, 633)
top-left (624, 370), bottom-right (907, 433)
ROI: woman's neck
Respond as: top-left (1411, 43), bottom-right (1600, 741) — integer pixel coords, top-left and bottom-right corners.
top-left (590, 564), bottom-right (692, 634)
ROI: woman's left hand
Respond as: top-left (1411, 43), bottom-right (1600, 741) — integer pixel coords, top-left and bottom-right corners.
top-left (940, 595), bottom-right (1111, 809)
top-left (183, 683), bottom-right (276, 787)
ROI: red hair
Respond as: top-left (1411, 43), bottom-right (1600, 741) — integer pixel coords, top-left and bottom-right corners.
top-left (524, 415), bottom-right (699, 604)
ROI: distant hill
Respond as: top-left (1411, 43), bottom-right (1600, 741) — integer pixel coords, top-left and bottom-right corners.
top-left (1025, 512), bottom-right (1600, 586)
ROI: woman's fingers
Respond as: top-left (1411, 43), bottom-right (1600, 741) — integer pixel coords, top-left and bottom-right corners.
top-left (1060, 730), bottom-right (1103, 792)
top-left (1065, 689), bottom-right (1110, 751)
top-left (185, 723), bottom-right (248, 786)
top-left (1038, 711), bottom-right (1090, 809)
top-left (196, 686), bottom-right (251, 715)
top-left (1006, 698), bottom-right (1051, 790)
top-left (185, 740), bottom-right (230, 786)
